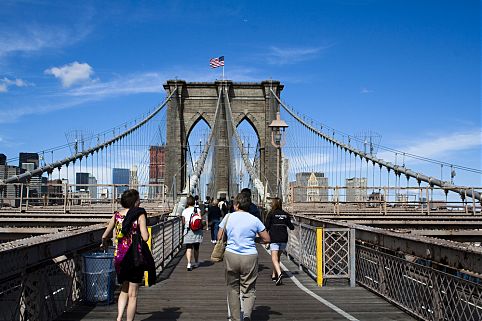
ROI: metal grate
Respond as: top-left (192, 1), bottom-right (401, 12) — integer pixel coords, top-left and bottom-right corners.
top-left (286, 222), bottom-right (354, 285)
top-left (323, 228), bottom-right (350, 279)
top-left (357, 245), bottom-right (482, 321)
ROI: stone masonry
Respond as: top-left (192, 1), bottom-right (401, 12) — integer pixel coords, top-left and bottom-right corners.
top-left (164, 80), bottom-right (283, 200)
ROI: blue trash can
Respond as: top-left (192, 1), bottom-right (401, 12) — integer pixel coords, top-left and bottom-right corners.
top-left (82, 251), bottom-right (116, 304)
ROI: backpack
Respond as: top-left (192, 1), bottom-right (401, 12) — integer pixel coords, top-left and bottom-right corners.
top-left (189, 207), bottom-right (203, 231)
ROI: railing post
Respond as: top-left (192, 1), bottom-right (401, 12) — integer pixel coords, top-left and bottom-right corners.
top-left (426, 187), bottom-right (431, 215)
top-left (162, 223), bottom-right (166, 268)
top-left (63, 183), bottom-right (68, 213)
top-left (316, 227), bottom-right (323, 287)
top-left (472, 188), bottom-right (477, 215)
top-left (383, 187), bottom-right (387, 215)
top-left (349, 228), bottom-right (356, 287)
top-left (19, 183), bottom-right (24, 212)
top-left (144, 226), bottom-right (152, 287)
top-left (171, 220), bottom-right (174, 258)
top-left (25, 184), bottom-right (30, 212)
top-left (111, 185), bottom-right (115, 213)
top-left (298, 224), bottom-right (303, 271)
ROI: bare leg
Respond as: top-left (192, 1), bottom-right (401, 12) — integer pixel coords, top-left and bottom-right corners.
top-left (117, 281), bottom-right (129, 321)
top-left (126, 282), bottom-right (139, 321)
top-left (271, 250), bottom-right (282, 277)
top-left (186, 248), bottom-right (192, 264)
top-left (194, 248), bottom-right (199, 264)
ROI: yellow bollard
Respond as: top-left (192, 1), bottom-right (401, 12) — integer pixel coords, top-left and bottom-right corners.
top-left (316, 227), bottom-right (323, 287)
top-left (144, 226), bottom-right (152, 286)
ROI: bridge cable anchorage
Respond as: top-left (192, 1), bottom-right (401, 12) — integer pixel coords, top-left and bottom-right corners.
top-left (270, 89), bottom-right (481, 202)
top-left (224, 85), bottom-right (266, 201)
top-left (0, 87), bottom-right (178, 186)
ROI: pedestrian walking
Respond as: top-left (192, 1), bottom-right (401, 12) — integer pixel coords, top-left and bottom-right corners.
top-left (208, 199), bottom-right (222, 243)
top-left (265, 197), bottom-right (294, 285)
top-left (218, 192), bottom-right (270, 321)
top-left (240, 188), bottom-right (261, 220)
top-left (182, 195), bottom-right (203, 271)
top-left (101, 189), bottom-right (150, 321)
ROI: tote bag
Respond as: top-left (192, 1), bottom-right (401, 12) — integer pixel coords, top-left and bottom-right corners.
top-left (210, 214), bottom-right (230, 262)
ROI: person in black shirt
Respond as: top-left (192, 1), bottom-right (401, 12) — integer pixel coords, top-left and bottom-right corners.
top-left (241, 188), bottom-right (261, 220)
top-left (207, 199), bottom-right (222, 243)
top-left (265, 197), bottom-right (294, 285)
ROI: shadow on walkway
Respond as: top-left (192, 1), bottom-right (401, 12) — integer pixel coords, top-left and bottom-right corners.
top-left (139, 307), bottom-right (183, 320)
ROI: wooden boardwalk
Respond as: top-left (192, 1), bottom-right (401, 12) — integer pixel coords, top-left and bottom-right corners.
top-left (58, 231), bottom-right (414, 321)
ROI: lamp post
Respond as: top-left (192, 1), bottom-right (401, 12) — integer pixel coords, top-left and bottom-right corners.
top-left (269, 112), bottom-right (289, 199)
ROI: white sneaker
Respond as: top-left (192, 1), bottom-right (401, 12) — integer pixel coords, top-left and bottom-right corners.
top-left (187, 263), bottom-right (192, 271)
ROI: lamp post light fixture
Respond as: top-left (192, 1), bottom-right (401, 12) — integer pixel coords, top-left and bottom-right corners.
top-left (269, 112), bottom-right (289, 198)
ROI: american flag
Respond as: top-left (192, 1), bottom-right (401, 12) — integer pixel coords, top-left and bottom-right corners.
top-left (210, 56), bottom-right (224, 68)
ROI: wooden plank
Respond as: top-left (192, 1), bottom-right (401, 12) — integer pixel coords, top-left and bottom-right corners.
top-left (58, 230), bottom-right (415, 321)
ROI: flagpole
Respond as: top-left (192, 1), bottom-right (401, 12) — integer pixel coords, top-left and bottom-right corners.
top-left (222, 65), bottom-right (225, 80)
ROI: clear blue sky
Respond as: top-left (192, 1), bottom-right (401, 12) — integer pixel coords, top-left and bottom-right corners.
top-left (0, 0), bottom-right (480, 185)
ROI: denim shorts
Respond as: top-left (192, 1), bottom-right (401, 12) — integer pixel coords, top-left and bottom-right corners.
top-left (270, 242), bottom-right (287, 251)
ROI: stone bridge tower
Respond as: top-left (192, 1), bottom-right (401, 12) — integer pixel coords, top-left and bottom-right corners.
top-left (164, 80), bottom-right (283, 200)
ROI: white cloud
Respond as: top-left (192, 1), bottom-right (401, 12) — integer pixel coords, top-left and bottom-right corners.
top-left (0, 66), bottom-right (263, 123)
top-left (0, 24), bottom-right (92, 59)
top-left (0, 97), bottom-right (92, 123)
top-left (45, 61), bottom-right (94, 88)
top-left (377, 130), bottom-right (482, 163)
top-left (0, 77), bottom-right (32, 93)
top-left (266, 46), bottom-right (329, 65)
top-left (67, 72), bottom-right (163, 97)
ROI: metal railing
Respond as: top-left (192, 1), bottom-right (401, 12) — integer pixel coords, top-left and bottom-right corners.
top-left (0, 216), bottom-right (183, 321)
top-left (291, 214), bottom-right (482, 321)
top-left (286, 221), bottom-right (355, 286)
top-left (357, 245), bottom-right (482, 320)
top-left (288, 186), bottom-right (482, 215)
top-left (0, 183), bottom-right (174, 214)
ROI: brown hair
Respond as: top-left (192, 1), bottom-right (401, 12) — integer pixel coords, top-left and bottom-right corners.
top-left (271, 197), bottom-right (282, 211)
top-left (186, 195), bottom-right (195, 207)
top-left (234, 192), bottom-right (251, 211)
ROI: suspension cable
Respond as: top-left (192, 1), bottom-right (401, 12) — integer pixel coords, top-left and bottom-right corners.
top-left (2, 88), bottom-right (177, 184)
top-left (271, 89), bottom-right (481, 202)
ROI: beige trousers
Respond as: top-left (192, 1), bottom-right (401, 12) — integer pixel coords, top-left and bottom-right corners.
top-left (224, 251), bottom-right (258, 321)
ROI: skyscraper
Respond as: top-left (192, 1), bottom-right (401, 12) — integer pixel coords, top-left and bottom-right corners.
top-left (113, 168), bottom-right (129, 196)
top-left (19, 152), bottom-right (41, 198)
top-left (88, 174), bottom-right (97, 200)
top-left (19, 153), bottom-right (39, 170)
top-left (129, 165), bottom-right (138, 190)
top-left (345, 177), bottom-right (368, 203)
top-left (76, 172), bottom-right (90, 191)
top-left (149, 145), bottom-right (165, 198)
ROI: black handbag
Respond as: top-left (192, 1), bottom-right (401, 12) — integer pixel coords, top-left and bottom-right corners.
top-left (119, 228), bottom-right (156, 286)
top-left (131, 231), bottom-right (155, 270)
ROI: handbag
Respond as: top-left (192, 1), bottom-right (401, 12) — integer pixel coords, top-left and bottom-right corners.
top-left (132, 231), bottom-right (148, 268)
top-left (210, 214), bottom-right (230, 262)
